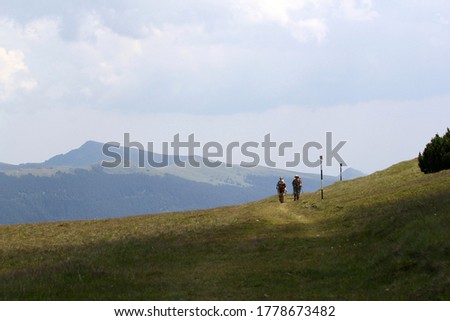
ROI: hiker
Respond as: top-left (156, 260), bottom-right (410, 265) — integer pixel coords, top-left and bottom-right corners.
top-left (276, 177), bottom-right (287, 203)
top-left (292, 175), bottom-right (302, 201)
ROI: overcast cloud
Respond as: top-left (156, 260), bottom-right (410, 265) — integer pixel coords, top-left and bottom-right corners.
top-left (0, 0), bottom-right (449, 173)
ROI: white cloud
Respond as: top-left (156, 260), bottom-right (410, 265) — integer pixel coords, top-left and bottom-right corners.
top-left (0, 0), bottom-right (449, 152)
top-left (230, 0), bottom-right (377, 43)
top-left (232, 0), bottom-right (330, 43)
top-left (0, 47), bottom-right (37, 101)
top-left (24, 17), bottom-right (60, 41)
top-left (290, 18), bottom-right (328, 43)
top-left (339, 0), bottom-right (378, 21)
top-left (233, 0), bottom-right (306, 25)
top-left (0, 0), bottom-right (447, 114)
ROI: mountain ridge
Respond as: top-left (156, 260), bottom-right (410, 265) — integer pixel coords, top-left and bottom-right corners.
top-left (0, 141), bottom-right (364, 224)
top-left (1, 140), bottom-right (365, 177)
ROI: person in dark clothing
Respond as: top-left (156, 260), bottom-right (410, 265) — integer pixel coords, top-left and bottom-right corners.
top-left (292, 175), bottom-right (302, 201)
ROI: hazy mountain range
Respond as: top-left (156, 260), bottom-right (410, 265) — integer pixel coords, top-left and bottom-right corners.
top-left (0, 141), bottom-right (365, 224)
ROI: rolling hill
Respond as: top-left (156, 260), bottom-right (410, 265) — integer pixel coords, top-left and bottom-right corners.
top-left (0, 158), bottom-right (448, 300)
top-left (0, 141), bottom-right (342, 224)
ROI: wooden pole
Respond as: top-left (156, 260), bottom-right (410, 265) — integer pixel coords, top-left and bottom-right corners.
top-left (320, 155), bottom-right (323, 200)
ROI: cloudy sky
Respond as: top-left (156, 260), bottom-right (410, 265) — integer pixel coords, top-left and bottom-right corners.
top-left (0, 0), bottom-right (449, 174)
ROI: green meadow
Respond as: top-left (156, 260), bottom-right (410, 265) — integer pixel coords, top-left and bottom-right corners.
top-left (1, 159), bottom-right (449, 300)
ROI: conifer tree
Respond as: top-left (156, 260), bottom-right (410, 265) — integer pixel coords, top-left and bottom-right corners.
top-left (418, 128), bottom-right (450, 173)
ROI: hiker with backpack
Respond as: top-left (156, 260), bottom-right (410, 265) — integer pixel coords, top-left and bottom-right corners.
top-left (292, 175), bottom-right (302, 201)
top-left (276, 177), bottom-right (287, 203)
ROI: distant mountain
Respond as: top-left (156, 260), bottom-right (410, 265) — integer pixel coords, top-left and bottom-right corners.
top-left (42, 140), bottom-right (108, 168)
top-left (0, 162), bottom-right (17, 171)
top-left (341, 167), bottom-right (366, 180)
top-left (0, 141), bottom-right (340, 224)
top-left (14, 140), bottom-right (170, 169)
top-left (0, 141), bottom-right (108, 170)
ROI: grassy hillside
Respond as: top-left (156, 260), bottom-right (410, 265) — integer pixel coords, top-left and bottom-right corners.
top-left (0, 159), bottom-right (449, 300)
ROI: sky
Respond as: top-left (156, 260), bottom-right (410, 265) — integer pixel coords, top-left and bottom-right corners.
top-left (0, 0), bottom-right (449, 174)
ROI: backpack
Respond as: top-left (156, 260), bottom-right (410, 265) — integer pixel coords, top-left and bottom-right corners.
top-left (277, 181), bottom-right (286, 193)
top-left (293, 178), bottom-right (302, 188)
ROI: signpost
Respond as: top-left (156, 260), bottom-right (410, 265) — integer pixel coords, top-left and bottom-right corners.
top-left (320, 155), bottom-right (323, 200)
